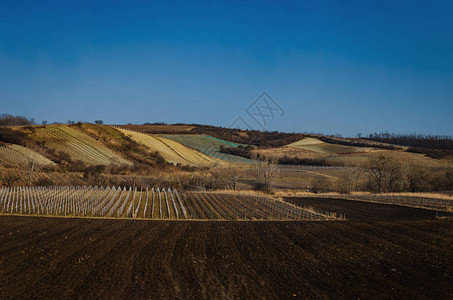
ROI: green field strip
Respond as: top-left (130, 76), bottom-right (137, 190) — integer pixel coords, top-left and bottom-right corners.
top-left (205, 135), bottom-right (241, 147)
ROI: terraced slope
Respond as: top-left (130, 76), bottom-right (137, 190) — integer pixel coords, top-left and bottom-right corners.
top-left (161, 134), bottom-right (254, 164)
top-left (33, 126), bottom-right (131, 166)
top-left (286, 137), bottom-right (372, 154)
top-left (0, 144), bottom-right (55, 167)
top-left (117, 128), bottom-right (224, 167)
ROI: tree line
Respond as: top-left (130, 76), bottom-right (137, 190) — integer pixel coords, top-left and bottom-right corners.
top-left (366, 132), bottom-right (453, 150)
top-left (312, 154), bottom-right (453, 194)
top-left (0, 114), bottom-right (35, 126)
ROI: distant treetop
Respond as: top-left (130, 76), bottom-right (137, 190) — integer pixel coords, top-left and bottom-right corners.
top-left (0, 114), bottom-right (35, 126)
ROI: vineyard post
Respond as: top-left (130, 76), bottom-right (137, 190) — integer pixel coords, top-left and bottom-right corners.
top-left (132, 179), bottom-right (136, 218)
top-left (19, 186), bottom-right (22, 214)
top-left (144, 186), bottom-right (148, 218)
top-left (151, 187), bottom-right (155, 219)
top-left (27, 186), bottom-right (30, 214)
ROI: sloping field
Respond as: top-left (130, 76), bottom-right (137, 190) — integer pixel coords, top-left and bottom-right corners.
top-left (161, 134), bottom-right (254, 164)
top-left (1, 216), bottom-right (452, 299)
top-left (0, 144), bottom-right (55, 167)
top-left (117, 128), bottom-right (223, 167)
top-left (32, 126), bottom-right (131, 166)
top-left (286, 137), bottom-right (372, 154)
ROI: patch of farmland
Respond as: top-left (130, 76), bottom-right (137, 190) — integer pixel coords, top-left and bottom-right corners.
top-left (161, 134), bottom-right (254, 164)
top-left (286, 137), bottom-right (372, 154)
top-left (1, 217), bottom-right (452, 299)
top-left (117, 128), bottom-right (223, 167)
top-left (0, 186), bottom-right (337, 220)
top-left (284, 197), bottom-right (438, 221)
top-left (33, 126), bottom-right (132, 166)
top-left (0, 144), bottom-right (55, 167)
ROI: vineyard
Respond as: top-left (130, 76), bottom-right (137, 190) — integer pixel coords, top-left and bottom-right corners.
top-left (161, 134), bottom-right (254, 164)
top-left (0, 144), bottom-right (55, 167)
top-left (32, 126), bottom-right (132, 166)
top-left (116, 127), bottom-right (224, 167)
top-left (0, 186), bottom-right (338, 220)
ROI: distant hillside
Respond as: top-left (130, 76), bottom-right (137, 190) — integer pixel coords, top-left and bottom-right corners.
top-left (2, 123), bottom-right (451, 171)
top-left (124, 124), bottom-right (306, 147)
top-left (117, 128), bottom-right (225, 167)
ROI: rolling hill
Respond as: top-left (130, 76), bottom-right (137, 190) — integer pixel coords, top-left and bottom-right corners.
top-left (31, 126), bottom-right (132, 166)
top-left (116, 128), bottom-right (225, 167)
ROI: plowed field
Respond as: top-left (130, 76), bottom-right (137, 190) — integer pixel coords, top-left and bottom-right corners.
top-left (284, 197), bottom-right (437, 221)
top-left (1, 215), bottom-right (452, 299)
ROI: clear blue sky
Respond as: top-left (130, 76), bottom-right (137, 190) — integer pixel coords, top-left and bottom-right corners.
top-left (1, 0), bottom-right (452, 136)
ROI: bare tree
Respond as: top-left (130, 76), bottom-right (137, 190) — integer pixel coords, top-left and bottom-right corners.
top-left (406, 165), bottom-right (430, 192)
top-left (367, 155), bottom-right (387, 193)
top-left (251, 153), bottom-right (279, 192)
top-left (204, 162), bottom-right (230, 190)
top-left (386, 158), bottom-right (402, 192)
top-left (366, 154), bottom-right (402, 193)
top-left (207, 169), bottom-right (228, 190)
top-left (311, 176), bottom-right (332, 194)
top-left (338, 161), bottom-right (363, 193)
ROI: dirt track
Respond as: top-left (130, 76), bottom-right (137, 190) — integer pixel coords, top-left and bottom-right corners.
top-left (1, 215), bottom-right (452, 299)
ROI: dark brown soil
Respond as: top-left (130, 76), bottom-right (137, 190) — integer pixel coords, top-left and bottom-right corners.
top-left (284, 197), bottom-right (437, 221)
top-left (1, 215), bottom-right (452, 299)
